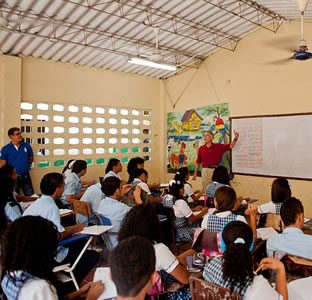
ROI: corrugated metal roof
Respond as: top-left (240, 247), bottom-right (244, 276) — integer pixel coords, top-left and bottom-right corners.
top-left (0, 0), bottom-right (306, 78)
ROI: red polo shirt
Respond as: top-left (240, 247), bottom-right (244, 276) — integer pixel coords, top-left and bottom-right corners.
top-left (196, 143), bottom-right (230, 167)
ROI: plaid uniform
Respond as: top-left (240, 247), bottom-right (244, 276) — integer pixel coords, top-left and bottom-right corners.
top-left (206, 213), bottom-right (238, 232)
top-left (275, 202), bottom-right (282, 214)
top-left (203, 255), bottom-right (250, 298)
top-left (174, 217), bottom-right (193, 242)
top-left (162, 194), bottom-right (174, 208)
top-left (205, 182), bottom-right (225, 198)
top-left (1, 272), bottom-right (33, 300)
top-left (159, 270), bottom-right (191, 300)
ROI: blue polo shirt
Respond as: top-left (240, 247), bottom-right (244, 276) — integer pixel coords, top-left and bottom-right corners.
top-left (0, 141), bottom-right (33, 175)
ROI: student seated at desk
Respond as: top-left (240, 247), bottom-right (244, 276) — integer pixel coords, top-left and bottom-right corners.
top-left (128, 168), bottom-right (162, 203)
top-left (23, 173), bottom-right (99, 284)
top-left (119, 204), bottom-right (195, 299)
top-left (62, 159), bottom-right (75, 179)
top-left (76, 182), bottom-right (105, 225)
top-left (109, 236), bottom-right (157, 300)
top-left (127, 157), bottom-right (160, 189)
top-left (1, 216), bottom-right (104, 300)
top-left (0, 165), bottom-right (38, 203)
top-left (203, 221), bottom-right (287, 300)
top-left (97, 176), bottom-right (143, 249)
top-left (104, 158), bottom-right (123, 181)
top-left (178, 167), bottom-right (201, 203)
top-left (170, 173), bottom-right (208, 242)
top-left (205, 166), bottom-right (230, 198)
top-left (59, 160), bottom-right (90, 206)
top-left (267, 197), bottom-right (312, 260)
top-left (202, 186), bottom-right (257, 242)
top-left (0, 176), bottom-right (22, 229)
top-left (258, 178), bottom-right (291, 215)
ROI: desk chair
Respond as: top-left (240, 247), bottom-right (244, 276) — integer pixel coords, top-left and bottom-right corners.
top-left (190, 277), bottom-right (241, 300)
top-left (257, 213), bottom-right (283, 232)
top-left (71, 199), bottom-right (92, 225)
top-left (53, 233), bottom-right (93, 290)
top-left (53, 225), bottom-right (113, 290)
top-left (94, 213), bottom-right (119, 252)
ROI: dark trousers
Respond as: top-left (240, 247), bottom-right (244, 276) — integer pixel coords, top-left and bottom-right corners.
top-left (57, 240), bottom-right (100, 284)
top-left (15, 173), bottom-right (34, 196)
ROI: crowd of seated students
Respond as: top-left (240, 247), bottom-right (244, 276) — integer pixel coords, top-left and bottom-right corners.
top-left (1, 157), bottom-right (312, 300)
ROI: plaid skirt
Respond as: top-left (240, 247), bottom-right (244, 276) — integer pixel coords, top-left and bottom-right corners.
top-left (159, 270), bottom-right (191, 300)
top-left (174, 217), bottom-right (193, 242)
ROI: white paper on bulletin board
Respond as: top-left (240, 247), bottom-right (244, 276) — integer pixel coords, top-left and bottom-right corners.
top-left (231, 114), bottom-right (312, 180)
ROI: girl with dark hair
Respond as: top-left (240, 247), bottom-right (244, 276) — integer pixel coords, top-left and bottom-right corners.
top-left (128, 168), bottom-right (162, 203)
top-left (104, 159), bottom-right (122, 180)
top-left (127, 157), bottom-right (160, 190)
top-left (205, 166), bottom-right (230, 197)
top-left (0, 176), bottom-right (22, 230)
top-left (202, 186), bottom-right (258, 242)
top-left (119, 204), bottom-right (195, 299)
top-left (170, 173), bottom-right (208, 242)
top-left (203, 221), bottom-right (287, 300)
top-left (1, 216), bottom-right (104, 300)
top-left (0, 165), bottom-right (38, 204)
top-left (258, 178), bottom-right (291, 215)
top-left (177, 167), bottom-right (201, 203)
top-left (127, 157), bottom-right (145, 175)
top-left (62, 159), bottom-right (75, 179)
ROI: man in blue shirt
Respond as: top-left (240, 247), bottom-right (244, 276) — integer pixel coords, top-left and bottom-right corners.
top-left (0, 127), bottom-right (34, 196)
top-left (267, 197), bottom-right (312, 259)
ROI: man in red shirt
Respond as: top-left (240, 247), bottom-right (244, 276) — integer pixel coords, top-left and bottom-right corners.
top-left (193, 130), bottom-right (239, 189)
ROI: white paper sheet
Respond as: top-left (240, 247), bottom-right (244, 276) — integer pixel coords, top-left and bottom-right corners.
top-left (94, 267), bottom-right (117, 299)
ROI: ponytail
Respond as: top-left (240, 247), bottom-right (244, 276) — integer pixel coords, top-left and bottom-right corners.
top-left (222, 243), bottom-right (254, 294)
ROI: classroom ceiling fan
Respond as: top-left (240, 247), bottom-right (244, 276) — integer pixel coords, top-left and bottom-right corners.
top-left (266, 0), bottom-right (312, 64)
top-left (291, 0), bottom-right (312, 60)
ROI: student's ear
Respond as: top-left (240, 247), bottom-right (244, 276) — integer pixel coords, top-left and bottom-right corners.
top-left (298, 212), bottom-right (304, 225)
top-left (150, 270), bottom-right (157, 286)
top-left (213, 197), bottom-right (217, 208)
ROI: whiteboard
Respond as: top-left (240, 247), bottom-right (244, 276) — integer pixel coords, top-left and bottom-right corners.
top-left (231, 114), bottom-right (312, 180)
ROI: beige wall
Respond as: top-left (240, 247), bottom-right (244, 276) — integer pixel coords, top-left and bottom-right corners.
top-left (1, 55), bottom-right (160, 192)
top-left (163, 21), bottom-right (312, 216)
top-left (0, 55), bottom-right (21, 147)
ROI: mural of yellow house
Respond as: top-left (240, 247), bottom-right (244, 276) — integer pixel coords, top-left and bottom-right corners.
top-left (181, 109), bottom-right (203, 131)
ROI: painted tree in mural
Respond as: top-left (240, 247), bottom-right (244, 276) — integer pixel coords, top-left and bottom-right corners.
top-left (167, 112), bottom-right (177, 135)
top-left (202, 104), bottom-right (230, 143)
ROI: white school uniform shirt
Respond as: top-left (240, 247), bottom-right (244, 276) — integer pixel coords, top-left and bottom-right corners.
top-left (104, 171), bottom-right (121, 180)
top-left (244, 275), bottom-right (282, 300)
top-left (77, 183), bottom-right (104, 225)
top-left (173, 199), bottom-right (193, 218)
top-left (258, 201), bottom-right (278, 214)
top-left (154, 243), bottom-right (179, 273)
top-left (18, 277), bottom-right (58, 300)
top-left (132, 178), bottom-right (151, 195)
top-left (183, 183), bottom-right (194, 203)
top-left (23, 195), bottom-right (69, 263)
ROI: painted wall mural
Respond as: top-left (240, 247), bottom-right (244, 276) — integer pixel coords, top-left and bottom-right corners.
top-left (167, 103), bottom-right (230, 174)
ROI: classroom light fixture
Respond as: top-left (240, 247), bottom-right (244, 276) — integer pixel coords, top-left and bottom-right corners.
top-left (127, 57), bottom-right (177, 71)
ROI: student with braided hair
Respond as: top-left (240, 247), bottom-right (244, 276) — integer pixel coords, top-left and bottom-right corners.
top-left (170, 173), bottom-right (208, 242)
top-left (203, 221), bottom-right (288, 300)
